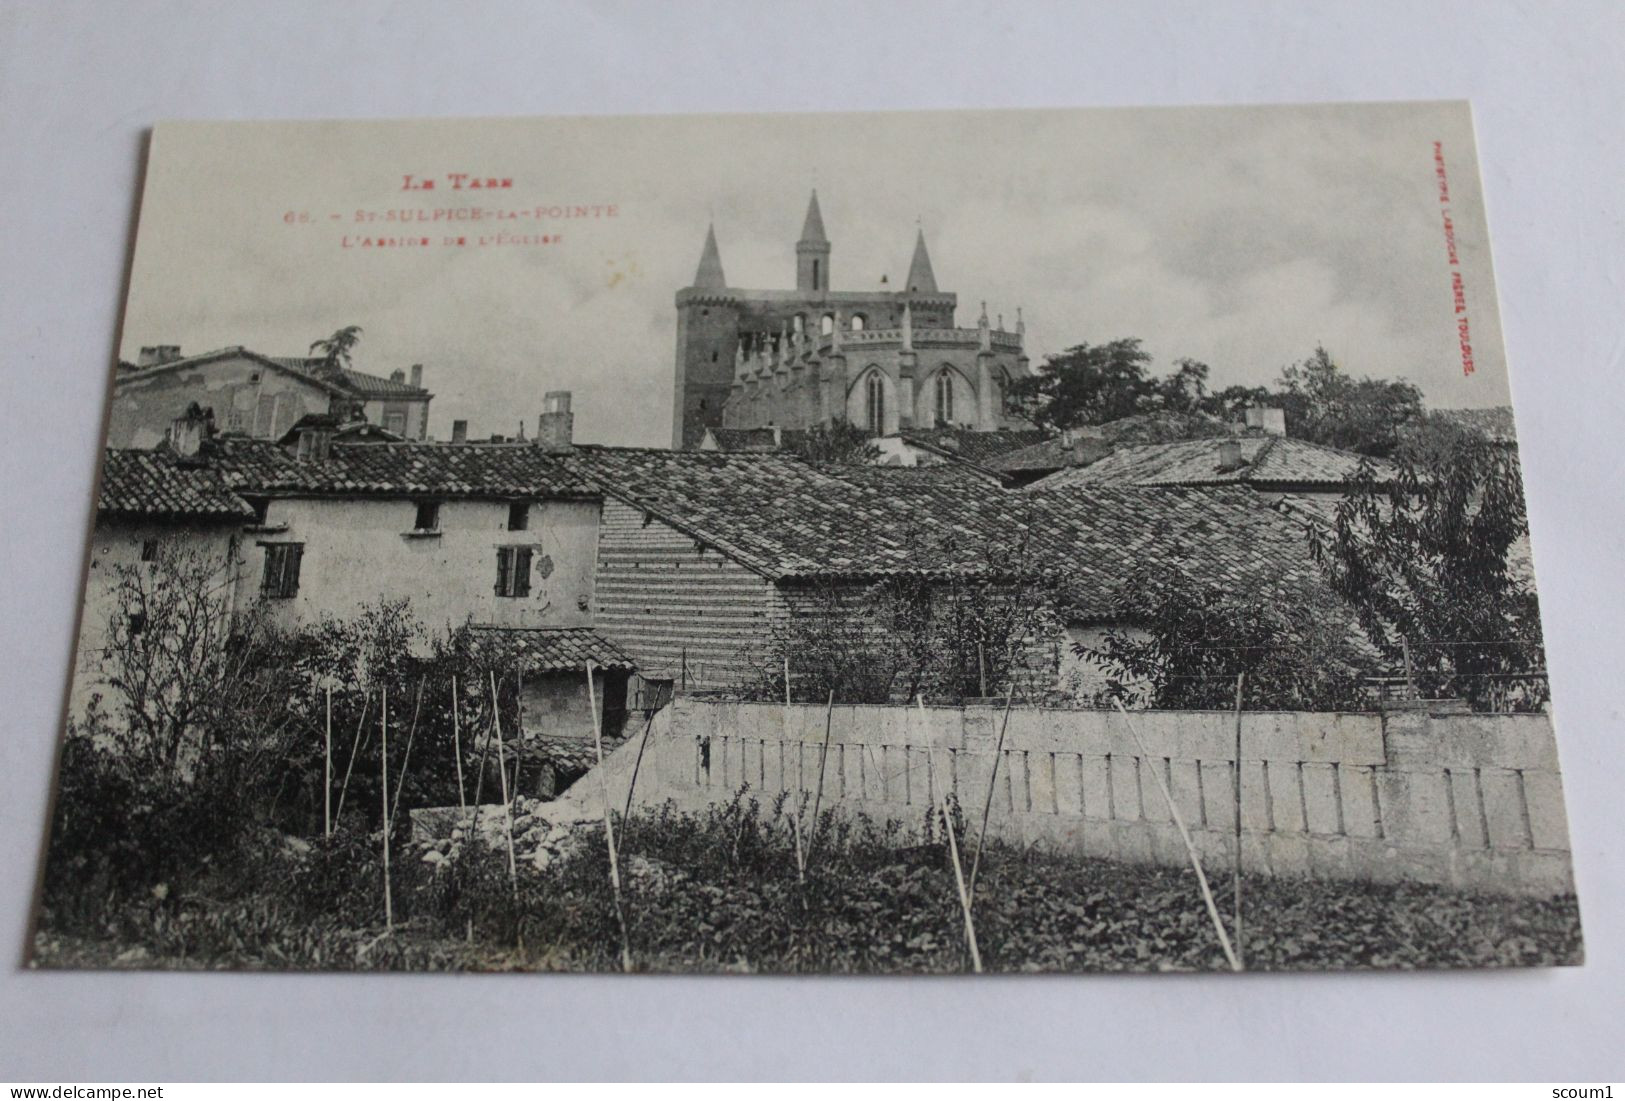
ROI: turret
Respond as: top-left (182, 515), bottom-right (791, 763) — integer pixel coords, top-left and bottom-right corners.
top-left (905, 227), bottom-right (938, 294)
top-left (692, 223), bottom-right (726, 289)
top-left (796, 190), bottom-right (831, 292)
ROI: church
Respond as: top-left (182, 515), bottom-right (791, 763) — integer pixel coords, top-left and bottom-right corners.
top-left (671, 192), bottom-right (1033, 449)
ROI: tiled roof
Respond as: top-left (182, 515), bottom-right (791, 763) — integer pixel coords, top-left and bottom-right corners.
top-left (559, 447), bottom-right (1337, 620)
top-left (468, 626), bottom-right (637, 673)
top-left (337, 367), bottom-right (431, 399)
top-left (267, 357), bottom-right (430, 399)
top-left (1031, 434), bottom-right (1397, 490)
top-left (988, 412), bottom-right (1231, 474)
top-left (560, 446), bottom-right (1043, 580)
top-left (204, 437), bottom-right (598, 499)
top-left (97, 448), bottom-right (254, 519)
top-left (1030, 484), bottom-right (1346, 621)
top-left (275, 415), bottom-right (405, 445)
top-left (116, 347), bottom-right (351, 398)
top-left (897, 426), bottom-right (1049, 464)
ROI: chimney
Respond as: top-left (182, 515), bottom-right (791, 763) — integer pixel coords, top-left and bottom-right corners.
top-left (1216, 439), bottom-right (1245, 472)
top-left (451, 419), bottom-right (468, 444)
top-left (295, 424), bottom-right (334, 462)
top-left (1059, 424), bottom-right (1107, 466)
top-left (138, 345), bottom-right (182, 368)
top-left (389, 368), bottom-right (406, 383)
top-left (410, 363), bottom-right (424, 390)
top-left (538, 390), bottom-right (574, 453)
top-left (1245, 404), bottom-right (1287, 437)
top-left (167, 403), bottom-right (213, 459)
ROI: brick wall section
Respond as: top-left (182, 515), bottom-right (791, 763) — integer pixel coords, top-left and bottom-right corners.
top-left (566, 699), bottom-right (1576, 897)
top-left (592, 497), bottom-right (785, 690)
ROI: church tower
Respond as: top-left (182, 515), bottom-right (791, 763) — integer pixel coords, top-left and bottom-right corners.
top-left (671, 223), bottom-right (742, 449)
top-left (795, 190), bottom-right (830, 292)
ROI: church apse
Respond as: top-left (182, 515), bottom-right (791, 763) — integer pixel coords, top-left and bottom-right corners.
top-left (672, 191), bottom-right (1030, 448)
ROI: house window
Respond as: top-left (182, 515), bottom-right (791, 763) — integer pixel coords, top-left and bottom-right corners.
top-left (127, 611), bottom-right (148, 636)
top-left (507, 501), bottom-right (530, 531)
top-left (414, 501), bottom-right (440, 532)
top-left (865, 373), bottom-right (886, 435)
top-left (935, 372), bottom-right (955, 426)
top-left (495, 546), bottom-right (533, 598)
top-left (384, 411), bottom-right (408, 437)
top-left (140, 539), bottom-right (159, 562)
top-left (260, 543), bottom-right (303, 599)
top-left (246, 497), bottom-right (271, 526)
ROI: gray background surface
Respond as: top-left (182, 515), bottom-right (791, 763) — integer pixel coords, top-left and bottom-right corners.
top-left (1, 0), bottom-right (1620, 1081)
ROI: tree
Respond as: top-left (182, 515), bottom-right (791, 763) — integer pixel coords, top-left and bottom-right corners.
top-left (1200, 383), bottom-right (1274, 422)
top-left (1308, 435), bottom-right (1545, 711)
top-left (748, 523), bottom-right (1062, 704)
top-left (1006, 338), bottom-right (1157, 431)
top-left (1074, 563), bottom-right (1371, 711)
top-left (309, 325), bottom-right (364, 375)
top-left (95, 543), bottom-right (297, 778)
top-left (1156, 358), bottom-right (1211, 414)
top-left (1273, 345), bottom-right (1423, 457)
top-left (792, 420), bottom-right (882, 465)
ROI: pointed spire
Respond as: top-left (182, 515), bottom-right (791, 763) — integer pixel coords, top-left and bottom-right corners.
top-left (905, 227), bottom-right (938, 294)
top-left (799, 190), bottom-right (827, 244)
top-left (692, 223), bottom-right (726, 289)
top-left (1016, 306), bottom-right (1025, 337)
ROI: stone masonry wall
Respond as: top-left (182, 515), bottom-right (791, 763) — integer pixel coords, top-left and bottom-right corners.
top-left (568, 699), bottom-right (1575, 897)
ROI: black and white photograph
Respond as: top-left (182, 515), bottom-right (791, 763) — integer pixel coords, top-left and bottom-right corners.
top-left (28, 103), bottom-right (1581, 976)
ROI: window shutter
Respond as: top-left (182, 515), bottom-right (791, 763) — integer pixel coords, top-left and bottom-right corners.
top-left (286, 544), bottom-right (303, 596)
top-left (495, 547), bottom-right (512, 596)
top-left (261, 546), bottom-right (279, 595)
top-left (514, 547), bottom-right (533, 597)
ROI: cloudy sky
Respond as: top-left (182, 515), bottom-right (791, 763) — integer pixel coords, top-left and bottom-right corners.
top-left (120, 102), bottom-right (1510, 447)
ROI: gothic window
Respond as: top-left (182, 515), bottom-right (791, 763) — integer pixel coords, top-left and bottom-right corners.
top-left (820, 313), bottom-right (834, 336)
top-left (792, 314), bottom-right (805, 335)
top-left (865, 373), bottom-right (885, 435)
top-left (850, 313), bottom-right (866, 332)
top-left (812, 260), bottom-right (820, 289)
top-left (934, 372), bottom-right (955, 426)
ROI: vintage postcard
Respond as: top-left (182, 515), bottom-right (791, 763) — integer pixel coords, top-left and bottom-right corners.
top-left (36, 104), bottom-right (1580, 973)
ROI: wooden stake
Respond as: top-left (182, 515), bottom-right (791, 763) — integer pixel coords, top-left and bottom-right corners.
top-left (619, 708), bottom-right (660, 845)
top-left (784, 655), bottom-right (806, 890)
top-left (463, 689), bottom-right (495, 841)
top-left (323, 685), bottom-right (333, 840)
top-left (804, 689), bottom-right (836, 864)
top-left (967, 685), bottom-right (1017, 905)
top-left (511, 667), bottom-right (525, 798)
top-left (489, 672), bottom-right (519, 891)
top-left (380, 685), bottom-right (393, 934)
top-left (451, 674), bottom-right (466, 812)
top-left (389, 677), bottom-right (425, 829)
top-left (1233, 671), bottom-right (1246, 971)
top-left (917, 696), bottom-right (981, 972)
top-left (587, 660), bottom-right (634, 973)
top-left (333, 690), bottom-right (371, 827)
top-left (1112, 699), bottom-right (1240, 971)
